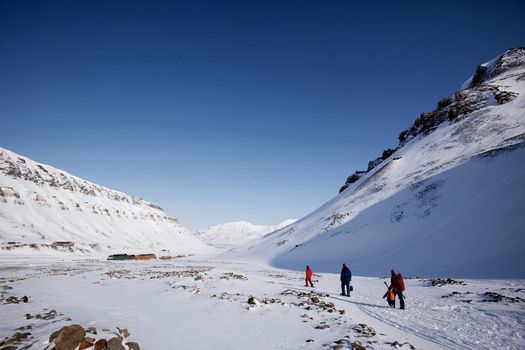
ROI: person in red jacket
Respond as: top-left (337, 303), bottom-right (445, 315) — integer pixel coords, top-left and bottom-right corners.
top-left (388, 270), bottom-right (405, 309)
top-left (305, 265), bottom-right (314, 287)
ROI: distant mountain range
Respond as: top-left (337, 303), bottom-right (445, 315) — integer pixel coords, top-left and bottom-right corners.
top-left (225, 48), bottom-right (525, 278)
top-left (193, 219), bottom-right (296, 248)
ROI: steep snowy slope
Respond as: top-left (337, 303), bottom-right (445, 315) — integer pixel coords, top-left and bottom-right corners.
top-left (226, 48), bottom-right (525, 278)
top-left (0, 148), bottom-right (212, 256)
top-left (194, 219), bottom-right (296, 248)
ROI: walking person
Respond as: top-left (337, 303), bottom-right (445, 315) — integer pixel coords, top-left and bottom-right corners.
top-left (340, 263), bottom-right (352, 296)
top-left (388, 270), bottom-right (406, 309)
top-left (305, 265), bottom-right (314, 287)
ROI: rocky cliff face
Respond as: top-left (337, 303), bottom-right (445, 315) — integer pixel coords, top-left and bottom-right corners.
top-left (0, 148), bottom-right (211, 255)
top-left (339, 48), bottom-right (524, 194)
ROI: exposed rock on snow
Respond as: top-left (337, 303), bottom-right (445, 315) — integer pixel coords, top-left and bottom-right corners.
top-left (52, 324), bottom-right (85, 350)
top-left (247, 296), bottom-right (261, 305)
top-left (430, 278), bottom-right (465, 287)
top-left (46, 324), bottom-right (140, 350)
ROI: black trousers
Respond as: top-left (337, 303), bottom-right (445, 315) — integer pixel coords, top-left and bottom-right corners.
top-left (341, 281), bottom-right (350, 295)
top-left (393, 291), bottom-right (405, 309)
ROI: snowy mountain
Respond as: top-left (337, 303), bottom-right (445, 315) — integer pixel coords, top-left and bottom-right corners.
top-left (0, 147), bottom-right (212, 256)
top-left (226, 48), bottom-right (525, 278)
top-left (194, 219), bottom-right (296, 248)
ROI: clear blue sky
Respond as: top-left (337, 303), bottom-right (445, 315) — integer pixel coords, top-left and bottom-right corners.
top-left (1, 1), bottom-right (524, 229)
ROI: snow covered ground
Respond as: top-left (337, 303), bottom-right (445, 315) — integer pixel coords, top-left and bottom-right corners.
top-left (1, 256), bottom-right (524, 349)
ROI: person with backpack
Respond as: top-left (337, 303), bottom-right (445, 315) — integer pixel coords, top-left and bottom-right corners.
top-left (388, 269), bottom-right (405, 309)
top-left (383, 287), bottom-right (396, 307)
top-left (340, 263), bottom-right (352, 296)
top-left (305, 265), bottom-right (314, 287)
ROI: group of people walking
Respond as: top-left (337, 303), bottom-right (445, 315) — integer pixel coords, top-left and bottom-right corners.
top-left (304, 264), bottom-right (406, 309)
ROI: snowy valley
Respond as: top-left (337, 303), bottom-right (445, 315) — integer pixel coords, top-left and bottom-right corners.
top-left (1, 48), bottom-right (525, 350)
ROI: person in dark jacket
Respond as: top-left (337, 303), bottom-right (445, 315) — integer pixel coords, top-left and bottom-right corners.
top-left (388, 269), bottom-right (405, 309)
top-left (340, 263), bottom-right (352, 296)
top-left (305, 265), bottom-right (314, 287)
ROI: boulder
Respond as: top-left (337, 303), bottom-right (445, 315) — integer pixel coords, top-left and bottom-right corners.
top-left (126, 341), bottom-right (141, 350)
top-left (79, 336), bottom-right (96, 350)
top-left (117, 327), bottom-right (130, 338)
top-left (107, 336), bottom-right (125, 350)
top-left (53, 324), bottom-right (85, 350)
top-left (247, 296), bottom-right (260, 305)
top-left (352, 341), bottom-right (367, 350)
top-left (94, 339), bottom-right (107, 350)
top-left (49, 327), bottom-right (67, 343)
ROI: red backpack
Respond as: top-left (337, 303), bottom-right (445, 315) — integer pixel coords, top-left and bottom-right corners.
top-left (393, 273), bottom-right (405, 291)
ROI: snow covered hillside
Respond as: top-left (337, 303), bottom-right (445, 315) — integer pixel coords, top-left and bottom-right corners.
top-left (226, 48), bottom-right (525, 278)
top-left (0, 148), bottom-right (212, 256)
top-left (194, 219), bottom-right (296, 248)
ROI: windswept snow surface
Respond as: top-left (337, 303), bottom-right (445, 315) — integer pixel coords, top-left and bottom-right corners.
top-left (1, 258), bottom-right (524, 349)
top-left (0, 147), bottom-right (212, 257)
top-left (194, 219), bottom-right (296, 248)
top-left (225, 49), bottom-right (525, 278)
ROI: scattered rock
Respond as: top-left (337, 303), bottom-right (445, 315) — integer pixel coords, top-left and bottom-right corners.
top-left (352, 341), bottom-right (367, 349)
top-left (352, 324), bottom-right (376, 338)
top-left (33, 309), bottom-right (60, 321)
top-left (305, 339), bottom-right (314, 343)
top-left (117, 327), bottom-right (130, 338)
top-left (0, 331), bottom-right (32, 349)
top-left (49, 327), bottom-right (67, 343)
top-left (107, 336), bottom-right (125, 350)
top-left (15, 325), bottom-right (32, 331)
top-left (126, 341), bottom-right (141, 350)
top-left (94, 339), bottom-right (107, 350)
top-left (5, 296), bottom-right (21, 304)
top-left (315, 323), bottom-right (330, 330)
top-left (86, 327), bottom-right (98, 335)
top-left (79, 336), bottom-right (96, 350)
top-left (262, 298), bottom-right (282, 304)
top-left (12, 332), bottom-right (31, 342)
top-left (481, 291), bottom-right (524, 303)
top-left (431, 278), bottom-right (465, 287)
top-left (248, 296), bottom-right (260, 305)
top-left (220, 272), bottom-right (248, 281)
top-left (385, 340), bottom-right (415, 349)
